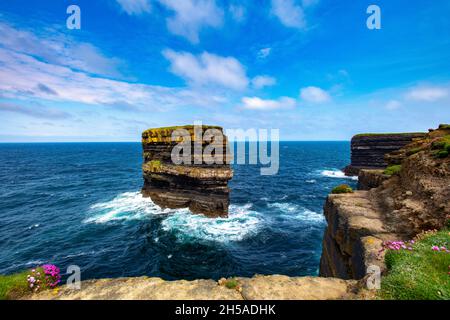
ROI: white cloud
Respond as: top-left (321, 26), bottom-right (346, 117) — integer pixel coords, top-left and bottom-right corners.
top-left (300, 86), bottom-right (331, 103)
top-left (0, 22), bottom-right (231, 112)
top-left (229, 4), bottom-right (246, 22)
top-left (158, 0), bottom-right (223, 43)
top-left (271, 0), bottom-right (306, 29)
top-left (257, 47), bottom-right (272, 59)
top-left (0, 47), bottom-right (225, 111)
top-left (251, 76), bottom-right (277, 89)
top-left (116, 0), bottom-right (151, 15)
top-left (163, 49), bottom-right (249, 90)
top-left (0, 22), bottom-right (123, 78)
top-left (385, 100), bottom-right (402, 110)
top-left (406, 86), bottom-right (448, 102)
top-left (241, 96), bottom-right (297, 110)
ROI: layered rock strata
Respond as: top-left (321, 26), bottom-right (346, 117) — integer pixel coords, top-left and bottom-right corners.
top-left (141, 125), bottom-right (233, 218)
top-left (344, 133), bottom-right (425, 176)
top-left (321, 125), bottom-right (450, 279)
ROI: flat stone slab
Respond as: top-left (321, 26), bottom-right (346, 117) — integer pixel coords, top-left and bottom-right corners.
top-left (238, 275), bottom-right (357, 300)
top-left (26, 277), bottom-right (243, 300)
top-left (25, 275), bottom-right (357, 300)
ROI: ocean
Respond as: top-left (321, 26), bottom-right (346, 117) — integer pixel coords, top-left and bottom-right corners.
top-left (0, 142), bottom-right (357, 280)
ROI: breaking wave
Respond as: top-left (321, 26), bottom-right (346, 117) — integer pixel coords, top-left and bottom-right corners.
top-left (84, 192), bottom-right (172, 224)
top-left (319, 169), bottom-right (358, 180)
top-left (267, 202), bottom-right (325, 223)
top-left (85, 192), bottom-right (262, 243)
top-left (161, 204), bottom-right (261, 243)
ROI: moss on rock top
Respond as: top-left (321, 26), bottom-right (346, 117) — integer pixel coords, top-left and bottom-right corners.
top-left (142, 125), bottom-right (224, 144)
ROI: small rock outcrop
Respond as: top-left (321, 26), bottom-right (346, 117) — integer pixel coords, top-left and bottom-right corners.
top-left (357, 169), bottom-right (389, 190)
top-left (321, 125), bottom-right (450, 280)
top-left (141, 125), bottom-right (233, 218)
top-left (344, 133), bottom-right (426, 176)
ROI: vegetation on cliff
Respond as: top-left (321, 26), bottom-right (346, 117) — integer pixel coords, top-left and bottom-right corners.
top-left (0, 265), bottom-right (61, 300)
top-left (331, 184), bottom-right (353, 194)
top-left (0, 270), bottom-right (30, 300)
top-left (380, 229), bottom-right (450, 300)
top-left (383, 164), bottom-right (402, 176)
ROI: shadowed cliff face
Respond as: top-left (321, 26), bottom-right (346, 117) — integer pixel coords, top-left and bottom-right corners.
top-left (141, 125), bottom-right (233, 218)
top-left (344, 133), bottom-right (426, 176)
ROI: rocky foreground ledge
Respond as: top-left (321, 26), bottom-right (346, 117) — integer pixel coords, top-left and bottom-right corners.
top-left (25, 275), bottom-right (358, 300)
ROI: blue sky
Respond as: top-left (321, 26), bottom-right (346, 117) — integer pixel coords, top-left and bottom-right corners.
top-left (0, 0), bottom-right (449, 141)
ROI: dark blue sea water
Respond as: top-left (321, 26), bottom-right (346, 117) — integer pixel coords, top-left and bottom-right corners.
top-left (0, 142), bottom-right (356, 280)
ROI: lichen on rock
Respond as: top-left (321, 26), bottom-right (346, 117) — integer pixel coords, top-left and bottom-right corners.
top-left (141, 125), bottom-right (233, 218)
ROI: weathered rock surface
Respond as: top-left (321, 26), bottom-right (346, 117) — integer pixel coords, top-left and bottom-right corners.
top-left (26, 275), bottom-right (357, 300)
top-left (319, 192), bottom-right (398, 279)
top-left (141, 125), bottom-right (233, 217)
top-left (357, 169), bottom-right (389, 190)
top-left (344, 133), bottom-right (425, 176)
top-left (238, 275), bottom-right (357, 300)
top-left (321, 125), bottom-right (450, 279)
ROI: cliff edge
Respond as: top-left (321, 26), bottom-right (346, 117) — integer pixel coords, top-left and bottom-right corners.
top-left (344, 132), bottom-right (426, 176)
top-left (321, 124), bottom-right (450, 279)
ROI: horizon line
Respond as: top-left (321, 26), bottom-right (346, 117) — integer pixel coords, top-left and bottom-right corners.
top-left (0, 140), bottom-right (351, 144)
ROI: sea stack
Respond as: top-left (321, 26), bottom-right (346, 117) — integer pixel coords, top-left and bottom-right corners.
top-left (141, 125), bottom-right (233, 218)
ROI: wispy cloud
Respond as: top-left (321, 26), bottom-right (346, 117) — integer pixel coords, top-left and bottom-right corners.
top-left (406, 86), bottom-right (448, 102)
top-left (257, 47), bottom-right (272, 59)
top-left (271, 0), bottom-right (306, 29)
top-left (229, 4), bottom-right (246, 22)
top-left (0, 102), bottom-right (72, 119)
top-left (163, 49), bottom-right (249, 90)
top-left (0, 22), bottom-right (124, 78)
top-left (241, 96), bottom-right (297, 110)
top-left (384, 100), bottom-right (402, 110)
top-left (0, 45), bottom-right (226, 112)
top-left (116, 0), bottom-right (151, 15)
top-left (300, 86), bottom-right (331, 103)
top-left (158, 0), bottom-right (224, 43)
top-left (251, 76), bottom-right (277, 89)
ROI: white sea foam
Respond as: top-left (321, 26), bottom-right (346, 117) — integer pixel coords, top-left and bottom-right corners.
top-left (268, 202), bottom-right (325, 223)
top-left (319, 169), bottom-right (358, 181)
top-left (268, 202), bottom-right (299, 212)
top-left (84, 191), bottom-right (173, 224)
top-left (86, 192), bottom-right (261, 243)
top-left (161, 203), bottom-right (261, 243)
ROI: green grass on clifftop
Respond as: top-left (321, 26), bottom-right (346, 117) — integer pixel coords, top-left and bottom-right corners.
top-left (331, 184), bottom-right (353, 194)
top-left (380, 229), bottom-right (450, 300)
top-left (0, 270), bottom-right (30, 300)
top-left (383, 165), bottom-right (402, 176)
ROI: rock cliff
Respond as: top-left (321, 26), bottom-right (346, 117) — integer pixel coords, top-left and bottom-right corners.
top-left (141, 125), bottom-right (233, 218)
top-left (344, 133), bottom-right (426, 176)
top-left (321, 125), bottom-right (450, 279)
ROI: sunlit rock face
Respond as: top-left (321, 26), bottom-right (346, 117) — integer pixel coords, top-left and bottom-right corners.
top-left (141, 125), bottom-right (233, 218)
top-left (321, 125), bottom-right (450, 279)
